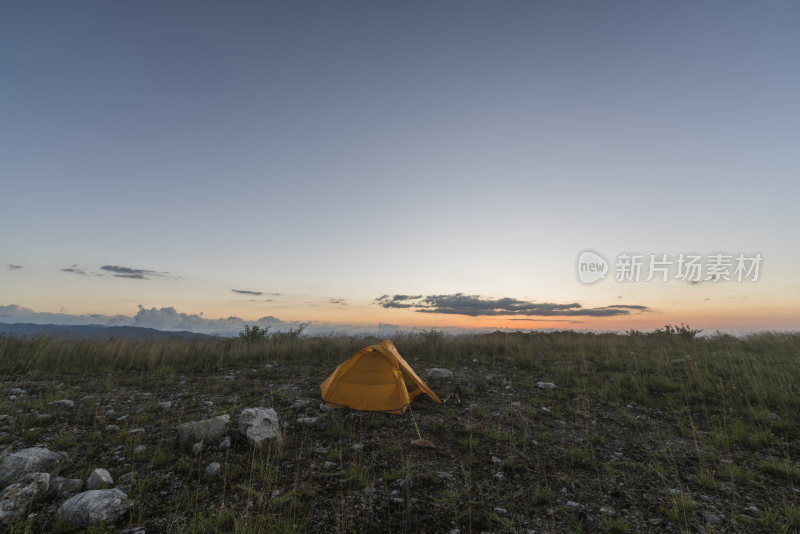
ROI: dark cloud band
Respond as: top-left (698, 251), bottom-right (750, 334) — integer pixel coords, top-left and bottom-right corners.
top-left (232, 289), bottom-right (263, 296)
top-left (100, 265), bottom-right (165, 280)
top-left (376, 293), bottom-right (651, 317)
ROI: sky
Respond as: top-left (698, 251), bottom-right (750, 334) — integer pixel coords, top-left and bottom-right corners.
top-left (2, 1), bottom-right (799, 335)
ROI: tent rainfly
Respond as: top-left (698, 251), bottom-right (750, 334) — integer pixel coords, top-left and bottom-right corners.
top-left (320, 340), bottom-right (441, 414)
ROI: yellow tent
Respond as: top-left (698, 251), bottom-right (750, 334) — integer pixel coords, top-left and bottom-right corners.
top-left (320, 340), bottom-right (442, 414)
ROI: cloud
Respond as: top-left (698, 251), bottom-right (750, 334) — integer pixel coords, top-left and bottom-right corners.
top-left (329, 298), bottom-right (347, 305)
top-left (61, 265), bottom-right (88, 276)
top-left (0, 304), bottom-right (299, 336)
top-left (376, 293), bottom-right (651, 317)
top-left (375, 294), bottom-right (424, 308)
top-left (8, 264), bottom-right (22, 271)
top-left (100, 265), bottom-right (168, 280)
top-left (232, 289), bottom-right (263, 296)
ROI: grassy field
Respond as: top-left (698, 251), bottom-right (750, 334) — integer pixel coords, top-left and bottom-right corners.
top-left (1, 328), bottom-right (799, 533)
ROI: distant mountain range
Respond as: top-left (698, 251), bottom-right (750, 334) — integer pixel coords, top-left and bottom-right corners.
top-left (0, 322), bottom-right (216, 340)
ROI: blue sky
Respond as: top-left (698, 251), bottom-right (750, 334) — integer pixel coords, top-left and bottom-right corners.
top-left (2, 1), bottom-right (798, 333)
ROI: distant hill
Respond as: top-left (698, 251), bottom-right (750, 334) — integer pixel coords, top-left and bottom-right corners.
top-left (0, 322), bottom-right (215, 340)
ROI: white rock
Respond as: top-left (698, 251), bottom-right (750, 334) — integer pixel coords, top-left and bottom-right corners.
top-left (0, 472), bottom-right (50, 521)
top-left (0, 447), bottom-right (68, 486)
top-left (49, 399), bottom-right (75, 409)
top-left (192, 442), bottom-right (204, 456)
top-left (219, 436), bottom-right (231, 450)
top-left (493, 507), bottom-right (507, 515)
top-left (87, 468), bottom-right (113, 490)
top-left (58, 489), bottom-right (131, 527)
top-left (158, 401), bottom-right (172, 410)
top-left (178, 414), bottom-right (230, 445)
top-left (536, 382), bottom-right (557, 389)
top-left (239, 408), bottom-right (281, 447)
top-left (133, 445), bottom-right (147, 456)
top-left (204, 462), bottom-right (221, 477)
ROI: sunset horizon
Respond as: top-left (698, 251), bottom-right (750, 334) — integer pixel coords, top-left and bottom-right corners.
top-left (3, 1), bottom-right (798, 336)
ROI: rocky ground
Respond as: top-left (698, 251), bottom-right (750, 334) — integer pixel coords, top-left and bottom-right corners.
top-left (1, 351), bottom-right (799, 533)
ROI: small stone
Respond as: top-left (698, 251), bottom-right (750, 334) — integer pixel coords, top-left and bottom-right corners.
top-left (192, 442), bottom-right (204, 456)
top-left (560, 487), bottom-right (568, 495)
top-left (9, 388), bottom-right (27, 396)
top-left (105, 408), bottom-right (115, 416)
top-left (105, 425), bottom-right (120, 432)
top-left (49, 399), bottom-right (75, 409)
top-left (49, 476), bottom-right (84, 497)
top-left (351, 443), bottom-right (364, 453)
top-left (323, 461), bottom-right (337, 470)
top-left (58, 488), bottom-right (131, 527)
top-left (290, 399), bottom-right (309, 409)
top-left (701, 511), bottom-right (722, 525)
top-left (158, 401), bottom-right (172, 410)
top-left (510, 401), bottom-right (521, 408)
top-left (297, 417), bottom-right (318, 425)
top-left (204, 462), bottom-right (221, 477)
top-left (178, 415), bottom-right (230, 446)
top-left (87, 468), bottom-right (113, 490)
top-left (271, 489), bottom-right (282, 498)
top-left (116, 415), bottom-right (128, 423)
top-left (319, 403), bottom-right (332, 412)
top-left (427, 368), bottom-right (453, 381)
top-left (491, 456), bottom-right (502, 464)
top-left (219, 437), bottom-right (231, 450)
top-left (118, 472), bottom-right (137, 485)
top-left (494, 472), bottom-right (505, 482)
top-left (536, 382), bottom-right (557, 389)
top-left (567, 501), bottom-right (583, 509)
top-left (315, 447), bottom-right (329, 454)
top-left (133, 445), bottom-right (147, 456)
top-left (600, 505), bottom-right (616, 515)
top-left (493, 507), bottom-right (507, 515)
